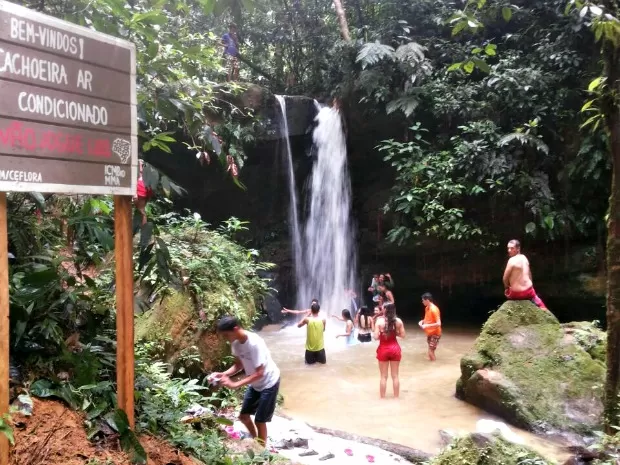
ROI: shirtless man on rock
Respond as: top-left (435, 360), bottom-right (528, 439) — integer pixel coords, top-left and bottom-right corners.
top-left (502, 239), bottom-right (548, 310)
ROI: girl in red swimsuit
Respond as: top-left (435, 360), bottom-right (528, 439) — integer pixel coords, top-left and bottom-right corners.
top-left (374, 303), bottom-right (405, 398)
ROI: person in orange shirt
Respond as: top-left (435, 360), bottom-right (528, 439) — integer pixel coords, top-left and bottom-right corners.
top-left (418, 293), bottom-right (442, 361)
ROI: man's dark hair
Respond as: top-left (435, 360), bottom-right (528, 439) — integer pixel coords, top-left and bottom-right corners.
top-left (217, 316), bottom-right (241, 332)
top-left (310, 302), bottom-right (320, 313)
top-left (229, 22), bottom-right (237, 29)
top-left (509, 239), bottom-right (521, 249)
top-left (422, 292), bottom-right (433, 302)
top-left (311, 298), bottom-right (319, 304)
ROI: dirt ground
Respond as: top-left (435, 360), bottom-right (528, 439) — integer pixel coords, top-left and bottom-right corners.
top-left (10, 399), bottom-right (197, 465)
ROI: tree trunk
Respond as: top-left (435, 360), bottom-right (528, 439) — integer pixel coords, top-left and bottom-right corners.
top-left (602, 4), bottom-right (620, 431)
top-left (332, 0), bottom-right (351, 41)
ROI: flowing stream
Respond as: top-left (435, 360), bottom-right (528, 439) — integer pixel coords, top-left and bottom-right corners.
top-left (276, 98), bottom-right (357, 314)
top-left (261, 325), bottom-right (569, 462)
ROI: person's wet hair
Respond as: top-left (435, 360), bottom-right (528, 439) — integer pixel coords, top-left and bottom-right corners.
top-left (311, 302), bottom-right (320, 313)
top-left (217, 315), bottom-right (240, 332)
top-left (421, 292), bottom-right (433, 302)
top-left (508, 239), bottom-right (521, 250)
top-left (383, 303), bottom-right (396, 333)
top-left (342, 309), bottom-right (352, 321)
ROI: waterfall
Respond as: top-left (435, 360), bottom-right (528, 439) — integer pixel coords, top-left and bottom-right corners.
top-left (276, 97), bottom-right (356, 316)
top-left (275, 96), bottom-right (304, 293)
top-left (298, 105), bottom-right (356, 315)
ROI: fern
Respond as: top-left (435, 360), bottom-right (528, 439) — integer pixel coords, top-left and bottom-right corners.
top-left (354, 69), bottom-right (385, 92)
top-left (395, 41), bottom-right (427, 64)
top-left (386, 96), bottom-right (420, 117)
top-left (498, 133), bottom-right (549, 154)
top-left (356, 41), bottom-right (395, 69)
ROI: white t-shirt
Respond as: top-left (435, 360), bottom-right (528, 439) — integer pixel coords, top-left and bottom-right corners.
top-left (231, 331), bottom-right (280, 391)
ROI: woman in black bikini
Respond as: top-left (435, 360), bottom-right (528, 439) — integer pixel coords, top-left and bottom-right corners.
top-left (356, 306), bottom-right (374, 343)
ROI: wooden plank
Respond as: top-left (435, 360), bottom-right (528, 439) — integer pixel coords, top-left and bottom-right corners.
top-left (0, 192), bottom-right (9, 465)
top-left (0, 118), bottom-right (135, 164)
top-left (0, 2), bottom-right (132, 73)
top-left (114, 195), bottom-right (134, 428)
top-left (0, 39), bottom-right (133, 102)
top-left (0, 154), bottom-right (137, 195)
top-left (0, 80), bottom-right (133, 133)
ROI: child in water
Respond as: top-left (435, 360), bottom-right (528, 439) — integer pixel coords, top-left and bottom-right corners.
top-left (333, 309), bottom-right (357, 346)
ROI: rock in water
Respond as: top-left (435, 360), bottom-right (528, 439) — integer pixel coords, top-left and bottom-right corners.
top-left (456, 300), bottom-right (604, 437)
top-left (430, 433), bottom-right (553, 465)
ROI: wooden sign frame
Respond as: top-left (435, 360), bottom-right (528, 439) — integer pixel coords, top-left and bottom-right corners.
top-left (0, 2), bottom-right (137, 463)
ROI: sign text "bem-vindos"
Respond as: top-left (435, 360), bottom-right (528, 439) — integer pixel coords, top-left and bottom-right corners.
top-left (0, 0), bottom-right (137, 195)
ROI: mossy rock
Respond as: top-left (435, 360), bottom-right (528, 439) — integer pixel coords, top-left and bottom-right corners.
top-left (136, 290), bottom-right (229, 375)
top-left (457, 300), bottom-right (605, 436)
top-left (430, 433), bottom-right (552, 465)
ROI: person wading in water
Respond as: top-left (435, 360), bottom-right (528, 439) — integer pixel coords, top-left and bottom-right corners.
top-left (333, 309), bottom-right (357, 346)
top-left (503, 239), bottom-right (548, 310)
top-left (281, 299), bottom-right (319, 318)
top-left (419, 293), bottom-right (441, 361)
top-left (297, 302), bottom-right (327, 364)
top-left (356, 306), bottom-right (374, 343)
top-left (374, 303), bottom-right (405, 398)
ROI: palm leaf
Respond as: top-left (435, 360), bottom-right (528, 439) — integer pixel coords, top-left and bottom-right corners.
top-left (356, 42), bottom-right (395, 69)
top-left (498, 133), bottom-right (549, 155)
top-left (386, 96), bottom-right (420, 117)
top-left (395, 41), bottom-right (427, 64)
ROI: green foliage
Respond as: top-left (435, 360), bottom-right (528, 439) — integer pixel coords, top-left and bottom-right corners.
top-left (27, 0), bottom-right (260, 193)
top-left (136, 209), bottom-right (274, 329)
top-left (428, 434), bottom-right (552, 465)
top-left (379, 125), bottom-right (484, 244)
top-left (0, 414), bottom-right (14, 446)
top-left (106, 410), bottom-right (148, 464)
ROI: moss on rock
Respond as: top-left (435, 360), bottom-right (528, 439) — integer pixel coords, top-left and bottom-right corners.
top-left (135, 218), bottom-right (273, 374)
top-left (430, 433), bottom-right (552, 465)
top-left (136, 290), bottom-right (229, 375)
top-left (457, 300), bottom-right (605, 435)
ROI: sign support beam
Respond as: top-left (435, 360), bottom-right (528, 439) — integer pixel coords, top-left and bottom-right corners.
top-left (114, 195), bottom-right (134, 428)
top-left (0, 193), bottom-right (8, 465)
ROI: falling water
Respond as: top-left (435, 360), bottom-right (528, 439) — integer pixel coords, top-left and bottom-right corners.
top-left (275, 95), bottom-right (304, 291)
top-left (276, 97), bottom-right (356, 316)
top-left (297, 105), bottom-right (356, 315)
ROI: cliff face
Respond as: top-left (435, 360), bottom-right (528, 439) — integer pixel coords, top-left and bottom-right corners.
top-left (149, 89), bottom-right (605, 323)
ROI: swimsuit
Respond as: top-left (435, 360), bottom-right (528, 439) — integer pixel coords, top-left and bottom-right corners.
top-left (505, 286), bottom-right (547, 310)
top-left (376, 330), bottom-right (401, 362)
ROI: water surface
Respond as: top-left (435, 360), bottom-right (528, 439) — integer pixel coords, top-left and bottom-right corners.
top-left (261, 324), bottom-right (569, 462)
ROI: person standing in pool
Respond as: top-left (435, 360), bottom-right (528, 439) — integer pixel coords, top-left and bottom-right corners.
top-left (419, 292), bottom-right (442, 361)
top-left (281, 299), bottom-right (319, 318)
top-left (297, 302), bottom-right (327, 364)
top-left (356, 306), bottom-right (374, 343)
top-left (374, 303), bottom-right (405, 398)
top-left (333, 309), bottom-right (357, 346)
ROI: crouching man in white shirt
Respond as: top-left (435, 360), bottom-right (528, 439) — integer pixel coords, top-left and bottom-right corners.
top-left (212, 316), bottom-right (281, 446)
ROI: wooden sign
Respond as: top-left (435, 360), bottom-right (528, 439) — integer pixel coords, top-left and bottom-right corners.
top-left (0, 0), bottom-right (137, 195)
top-left (0, 3), bottom-right (138, 464)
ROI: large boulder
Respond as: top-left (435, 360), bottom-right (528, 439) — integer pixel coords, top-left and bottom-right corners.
top-left (430, 433), bottom-right (552, 465)
top-left (457, 300), bottom-right (605, 437)
top-left (136, 290), bottom-right (229, 377)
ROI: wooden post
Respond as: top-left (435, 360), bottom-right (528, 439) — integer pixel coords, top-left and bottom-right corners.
top-left (114, 195), bottom-right (135, 428)
top-left (0, 193), bottom-right (9, 465)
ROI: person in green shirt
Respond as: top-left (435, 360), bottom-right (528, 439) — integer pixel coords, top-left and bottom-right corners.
top-left (297, 302), bottom-right (326, 364)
